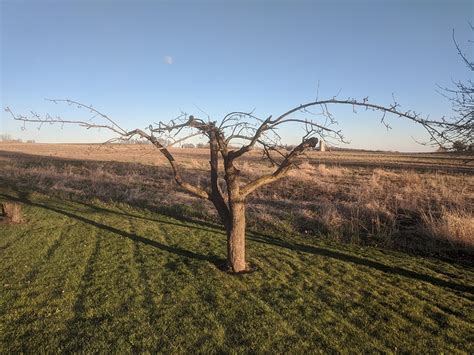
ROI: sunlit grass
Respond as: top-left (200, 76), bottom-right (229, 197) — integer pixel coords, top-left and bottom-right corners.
top-left (1, 190), bottom-right (473, 353)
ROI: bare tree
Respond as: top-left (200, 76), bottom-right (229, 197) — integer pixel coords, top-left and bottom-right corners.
top-left (437, 25), bottom-right (474, 151)
top-left (5, 95), bottom-right (468, 272)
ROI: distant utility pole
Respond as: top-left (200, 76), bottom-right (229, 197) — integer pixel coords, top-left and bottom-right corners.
top-left (319, 140), bottom-right (326, 152)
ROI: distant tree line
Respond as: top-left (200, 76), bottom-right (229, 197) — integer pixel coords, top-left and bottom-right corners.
top-left (0, 134), bottom-right (35, 143)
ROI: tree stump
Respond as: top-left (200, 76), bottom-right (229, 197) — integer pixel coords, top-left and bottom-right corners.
top-left (1, 202), bottom-right (23, 224)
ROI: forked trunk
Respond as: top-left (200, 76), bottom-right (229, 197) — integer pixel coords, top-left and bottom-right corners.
top-left (209, 133), bottom-right (248, 273)
top-left (226, 201), bottom-right (246, 273)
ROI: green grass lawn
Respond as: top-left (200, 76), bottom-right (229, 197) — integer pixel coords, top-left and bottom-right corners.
top-left (1, 190), bottom-right (473, 353)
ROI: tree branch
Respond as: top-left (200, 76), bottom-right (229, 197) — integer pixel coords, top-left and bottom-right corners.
top-left (240, 137), bottom-right (318, 197)
top-left (6, 105), bottom-right (210, 200)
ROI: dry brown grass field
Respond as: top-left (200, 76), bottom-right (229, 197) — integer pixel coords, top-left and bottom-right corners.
top-left (1, 142), bottom-right (473, 261)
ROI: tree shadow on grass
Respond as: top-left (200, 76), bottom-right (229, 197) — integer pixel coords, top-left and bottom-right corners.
top-left (248, 234), bottom-right (474, 295)
top-left (0, 193), bottom-right (223, 265)
top-left (2, 150), bottom-right (473, 264)
top-left (1, 192), bottom-right (472, 295)
top-left (73, 199), bottom-right (225, 235)
top-left (72, 200), bottom-right (474, 294)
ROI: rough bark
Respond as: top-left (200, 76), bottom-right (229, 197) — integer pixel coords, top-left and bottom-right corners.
top-left (222, 149), bottom-right (248, 272)
top-left (227, 201), bottom-right (246, 272)
top-left (209, 130), bottom-right (230, 228)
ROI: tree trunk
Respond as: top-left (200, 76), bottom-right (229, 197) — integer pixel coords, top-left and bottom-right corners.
top-left (227, 201), bottom-right (246, 273)
top-left (1, 202), bottom-right (23, 224)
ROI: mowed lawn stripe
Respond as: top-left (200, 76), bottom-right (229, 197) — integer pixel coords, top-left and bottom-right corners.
top-left (240, 247), bottom-right (392, 352)
top-left (0, 226), bottom-right (31, 252)
top-left (0, 209), bottom-right (71, 320)
top-left (129, 213), bottom-right (386, 353)
top-left (125, 213), bottom-right (229, 352)
top-left (59, 211), bottom-right (146, 353)
top-left (252, 236), bottom-right (472, 352)
top-left (0, 193), bottom-right (472, 353)
top-left (0, 206), bottom-right (69, 281)
top-left (129, 217), bottom-right (177, 351)
top-left (135, 216), bottom-right (228, 353)
top-left (1, 217), bottom-right (98, 352)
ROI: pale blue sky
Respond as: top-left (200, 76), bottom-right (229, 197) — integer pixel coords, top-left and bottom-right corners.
top-left (1, 0), bottom-right (472, 151)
